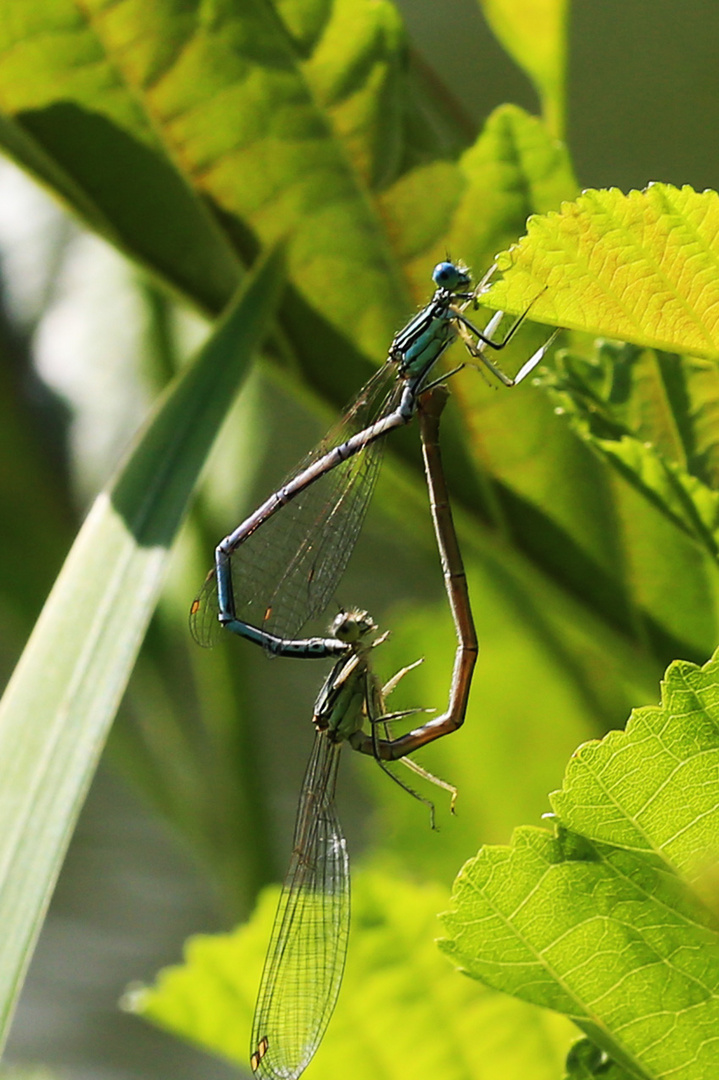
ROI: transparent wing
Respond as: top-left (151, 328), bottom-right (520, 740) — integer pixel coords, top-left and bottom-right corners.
top-left (250, 733), bottom-right (349, 1080)
top-left (189, 569), bottom-right (221, 648)
top-left (191, 362), bottom-right (401, 648)
top-left (249, 429), bottom-right (386, 642)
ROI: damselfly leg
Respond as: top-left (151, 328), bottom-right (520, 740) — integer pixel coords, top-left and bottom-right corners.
top-left (350, 386), bottom-right (478, 761)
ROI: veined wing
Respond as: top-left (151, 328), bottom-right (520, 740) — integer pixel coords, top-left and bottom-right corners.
top-left (191, 361), bottom-right (401, 648)
top-left (250, 733), bottom-right (349, 1080)
top-left (189, 568), bottom-right (221, 648)
top-left (252, 422), bottom-right (386, 642)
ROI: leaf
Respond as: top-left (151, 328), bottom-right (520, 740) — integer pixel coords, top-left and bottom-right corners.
top-left (449, 103), bottom-right (577, 267)
top-left (486, 185), bottom-right (719, 358)
top-left (0, 0), bottom-right (413, 351)
top-left (0, 6), bottom-right (571, 361)
top-left (129, 866), bottom-right (577, 1080)
top-left (564, 1038), bottom-right (633, 1080)
top-left (543, 343), bottom-right (719, 560)
top-left (382, 103), bottom-right (577, 295)
top-left (0, 248), bottom-right (285, 1046)
top-left (440, 645), bottom-right (719, 1080)
top-left (478, 0), bottom-right (569, 137)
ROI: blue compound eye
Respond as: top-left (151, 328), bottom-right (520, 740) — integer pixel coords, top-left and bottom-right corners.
top-left (432, 261), bottom-right (471, 291)
top-left (432, 261), bottom-right (457, 286)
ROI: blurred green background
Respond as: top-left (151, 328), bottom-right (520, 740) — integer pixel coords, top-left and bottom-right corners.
top-left (1, 1), bottom-right (718, 1078)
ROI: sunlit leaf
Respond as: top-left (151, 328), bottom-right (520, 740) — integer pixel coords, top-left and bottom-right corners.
top-left (0, 5), bottom-right (572, 361)
top-left (130, 866), bottom-right (577, 1080)
top-left (0, 249), bottom-right (285, 1046)
top-left (441, 645), bottom-right (719, 1080)
top-left (384, 103), bottom-right (577, 295)
top-left (450, 103), bottom-right (576, 270)
top-left (487, 185), bottom-right (719, 358)
top-left (0, 0), bottom-right (413, 351)
top-left (478, 0), bottom-right (569, 136)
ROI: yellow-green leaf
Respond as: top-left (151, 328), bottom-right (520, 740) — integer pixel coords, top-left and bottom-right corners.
top-left (441, 645), bottom-right (719, 1080)
top-left (487, 185), bottom-right (719, 358)
top-left (130, 866), bottom-right (577, 1080)
top-left (0, 0), bottom-right (411, 350)
top-left (383, 104), bottom-right (577, 295)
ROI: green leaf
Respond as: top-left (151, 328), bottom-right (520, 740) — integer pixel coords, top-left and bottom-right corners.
top-left (543, 343), bottom-right (719, 560)
top-left (130, 866), bottom-right (577, 1080)
top-left (0, 248), bottom-right (285, 1046)
top-left (448, 103), bottom-right (577, 267)
top-left (440, 646), bottom-right (719, 1080)
top-left (0, 6), bottom-right (571, 359)
top-left (382, 103), bottom-right (577, 294)
top-left (564, 1038), bottom-right (633, 1079)
top-left (486, 185), bottom-right (719, 357)
top-left (478, 0), bottom-right (569, 137)
top-left (0, 0), bottom-right (412, 349)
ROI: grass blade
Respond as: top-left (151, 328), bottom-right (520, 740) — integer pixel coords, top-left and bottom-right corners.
top-left (0, 247), bottom-right (285, 1046)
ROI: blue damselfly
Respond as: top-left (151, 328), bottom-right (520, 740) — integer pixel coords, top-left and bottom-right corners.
top-left (191, 262), bottom-right (553, 654)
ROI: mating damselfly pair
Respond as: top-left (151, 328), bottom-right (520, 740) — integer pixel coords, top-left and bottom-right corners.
top-left (190, 261), bottom-right (557, 1080)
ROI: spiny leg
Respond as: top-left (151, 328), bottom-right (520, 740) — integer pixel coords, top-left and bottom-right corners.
top-left (382, 657), bottom-right (424, 698)
top-left (355, 673), bottom-right (441, 828)
top-left (455, 276), bottom-right (556, 386)
top-left (461, 323), bottom-right (559, 387)
top-left (378, 660), bottom-right (458, 811)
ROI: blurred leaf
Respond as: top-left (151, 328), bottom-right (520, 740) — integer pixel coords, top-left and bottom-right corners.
top-left (487, 185), bottom-right (719, 357)
top-left (383, 103), bottom-right (577, 295)
top-left (478, 0), bottom-right (569, 137)
top-left (449, 103), bottom-right (577, 269)
top-left (113, 372), bottom-right (280, 920)
top-left (563, 1038), bottom-right (632, 1080)
top-left (0, 248), bottom-right (284, 1046)
top-left (441, 645), bottom-right (719, 1080)
top-left (130, 865), bottom-right (577, 1080)
top-left (0, 3), bottom-right (575, 365)
top-left (542, 342), bottom-right (719, 564)
top-left (0, 1069), bottom-right (59, 1080)
top-left (0, 325), bottom-right (74, 643)
top-left (0, 0), bottom-right (414, 350)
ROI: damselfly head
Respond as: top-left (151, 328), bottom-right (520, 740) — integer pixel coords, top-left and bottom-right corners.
top-left (331, 608), bottom-right (377, 644)
top-left (432, 261), bottom-right (471, 293)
